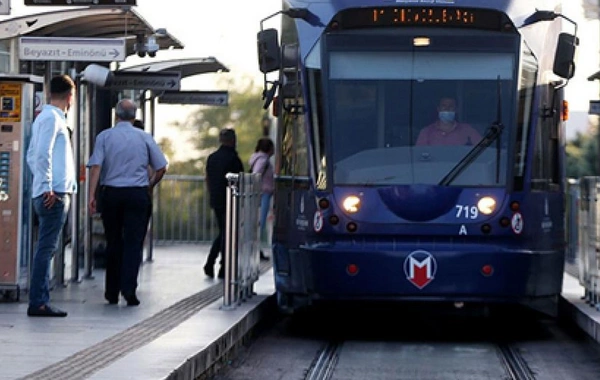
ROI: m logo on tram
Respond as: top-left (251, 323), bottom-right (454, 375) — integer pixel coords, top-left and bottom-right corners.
top-left (404, 250), bottom-right (438, 289)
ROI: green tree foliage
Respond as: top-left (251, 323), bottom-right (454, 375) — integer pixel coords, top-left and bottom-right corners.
top-left (566, 131), bottom-right (598, 178)
top-left (170, 77), bottom-right (267, 175)
top-left (152, 78), bottom-right (268, 240)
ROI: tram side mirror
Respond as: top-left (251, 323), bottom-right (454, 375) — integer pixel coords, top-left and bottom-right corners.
top-left (80, 64), bottom-right (113, 87)
top-left (553, 33), bottom-right (579, 79)
top-left (258, 29), bottom-right (281, 73)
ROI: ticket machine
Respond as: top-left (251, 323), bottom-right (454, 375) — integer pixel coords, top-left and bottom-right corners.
top-left (0, 75), bottom-right (43, 301)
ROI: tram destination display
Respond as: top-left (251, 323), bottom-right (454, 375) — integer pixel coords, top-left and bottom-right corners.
top-left (337, 7), bottom-right (503, 30)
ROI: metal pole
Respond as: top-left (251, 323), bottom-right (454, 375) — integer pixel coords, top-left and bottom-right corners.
top-left (147, 91), bottom-right (155, 261)
top-left (597, 0), bottom-right (600, 175)
top-left (223, 173), bottom-right (239, 309)
top-left (70, 68), bottom-right (81, 283)
top-left (83, 83), bottom-right (94, 279)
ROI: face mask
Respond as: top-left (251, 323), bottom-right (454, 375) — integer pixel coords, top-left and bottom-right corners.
top-left (439, 111), bottom-right (455, 123)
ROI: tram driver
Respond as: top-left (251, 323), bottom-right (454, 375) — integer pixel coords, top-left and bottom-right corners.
top-left (415, 97), bottom-right (482, 146)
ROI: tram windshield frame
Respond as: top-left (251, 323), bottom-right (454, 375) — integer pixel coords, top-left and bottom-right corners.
top-left (318, 28), bottom-right (519, 187)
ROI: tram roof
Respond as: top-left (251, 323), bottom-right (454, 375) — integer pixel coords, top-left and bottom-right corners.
top-left (119, 57), bottom-right (229, 78)
top-left (0, 6), bottom-right (183, 57)
top-left (285, 0), bottom-right (562, 24)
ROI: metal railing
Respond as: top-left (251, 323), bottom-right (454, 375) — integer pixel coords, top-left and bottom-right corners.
top-left (154, 175), bottom-right (215, 244)
top-left (222, 172), bottom-right (262, 308)
top-left (154, 173), bottom-right (265, 308)
top-left (569, 177), bottom-right (600, 310)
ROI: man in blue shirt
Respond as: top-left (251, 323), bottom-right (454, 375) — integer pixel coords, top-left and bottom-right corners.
top-left (87, 99), bottom-right (168, 306)
top-left (26, 75), bottom-right (77, 317)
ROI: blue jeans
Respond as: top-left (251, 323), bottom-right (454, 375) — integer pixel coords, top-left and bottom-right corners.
top-left (259, 193), bottom-right (272, 241)
top-left (29, 194), bottom-right (70, 308)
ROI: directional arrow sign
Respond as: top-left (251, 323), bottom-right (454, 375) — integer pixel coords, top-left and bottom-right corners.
top-left (20, 37), bottom-right (126, 62)
top-left (107, 72), bottom-right (181, 91)
top-left (158, 91), bottom-right (229, 106)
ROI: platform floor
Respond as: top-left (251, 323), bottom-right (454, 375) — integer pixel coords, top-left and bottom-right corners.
top-left (0, 244), bottom-right (275, 380)
top-left (1, 244), bottom-right (599, 380)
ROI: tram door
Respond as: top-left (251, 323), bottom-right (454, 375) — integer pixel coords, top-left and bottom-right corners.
top-left (0, 75), bottom-right (42, 301)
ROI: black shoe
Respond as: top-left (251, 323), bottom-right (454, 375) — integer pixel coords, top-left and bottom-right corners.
top-left (27, 304), bottom-right (67, 317)
top-left (218, 267), bottom-right (225, 279)
top-left (204, 264), bottom-right (214, 278)
top-left (123, 293), bottom-right (140, 306)
top-left (105, 293), bottom-right (118, 305)
top-left (260, 250), bottom-right (269, 261)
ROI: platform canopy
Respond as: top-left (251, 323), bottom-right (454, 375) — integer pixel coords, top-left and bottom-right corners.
top-left (588, 70), bottom-right (600, 81)
top-left (119, 57), bottom-right (229, 78)
top-left (0, 6), bottom-right (183, 57)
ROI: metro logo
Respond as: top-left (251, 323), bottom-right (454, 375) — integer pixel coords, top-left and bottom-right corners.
top-left (404, 250), bottom-right (437, 289)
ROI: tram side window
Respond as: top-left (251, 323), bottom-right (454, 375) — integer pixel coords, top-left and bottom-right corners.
top-left (531, 89), bottom-right (560, 191)
top-left (531, 71), bottom-right (562, 192)
top-left (280, 111), bottom-right (294, 176)
top-left (515, 45), bottom-right (537, 191)
top-left (280, 100), bottom-right (309, 177)
top-left (308, 69), bottom-right (327, 189)
top-left (295, 101), bottom-right (309, 176)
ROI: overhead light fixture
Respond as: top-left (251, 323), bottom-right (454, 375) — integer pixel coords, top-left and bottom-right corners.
top-left (413, 37), bottom-right (430, 47)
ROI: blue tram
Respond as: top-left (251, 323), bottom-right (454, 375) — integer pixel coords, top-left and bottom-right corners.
top-left (257, 0), bottom-right (578, 314)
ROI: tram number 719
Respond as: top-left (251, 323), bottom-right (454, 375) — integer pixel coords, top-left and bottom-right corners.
top-left (455, 205), bottom-right (478, 220)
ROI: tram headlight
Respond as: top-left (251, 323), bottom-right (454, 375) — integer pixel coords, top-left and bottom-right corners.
top-left (342, 196), bottom-right (361, 213)
top-left (477, 197), bottom-right (497, 215)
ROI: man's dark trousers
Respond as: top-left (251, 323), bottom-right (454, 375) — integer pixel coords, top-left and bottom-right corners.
top-left (101, 186), bottom-right (150, 297)
top-left (207, 207), bottom-right (226, 269)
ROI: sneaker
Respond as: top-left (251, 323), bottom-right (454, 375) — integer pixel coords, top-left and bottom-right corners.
top-left (27, 304), bottom-right (67, 317)
top-left (260, 250), bottom-right (269, 261)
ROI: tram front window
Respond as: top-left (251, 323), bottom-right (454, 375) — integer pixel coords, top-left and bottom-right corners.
top-left (326, 30), bottom-right (516, 187)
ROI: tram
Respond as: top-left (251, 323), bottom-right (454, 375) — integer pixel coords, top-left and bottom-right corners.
top-left (257, 0), bottom-right (578, 314)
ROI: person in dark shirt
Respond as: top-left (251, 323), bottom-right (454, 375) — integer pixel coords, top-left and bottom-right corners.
top-left (204, 128), bottom-right (244, 279)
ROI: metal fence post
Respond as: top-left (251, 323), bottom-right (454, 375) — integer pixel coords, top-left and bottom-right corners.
top-left (593, 178), bottom-right (600, 310)
top-left (223, 173), bottom-right (239, 309)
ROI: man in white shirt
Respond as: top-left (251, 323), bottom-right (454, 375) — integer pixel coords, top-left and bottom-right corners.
top-left (26, 75), bottom-right (77, 317)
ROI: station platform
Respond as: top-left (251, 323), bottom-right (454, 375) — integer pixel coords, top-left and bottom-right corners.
top-left (1, 244), bottom-right (599, 380)
top-left (0, 244), bottom-right (276, 380)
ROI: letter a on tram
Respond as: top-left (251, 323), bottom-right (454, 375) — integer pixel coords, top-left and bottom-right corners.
top-left (404, 250), bottom-right (438, 289)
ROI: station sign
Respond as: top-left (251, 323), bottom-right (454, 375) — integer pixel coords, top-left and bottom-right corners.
top-left (590, 100), bottom-right (600, 116)
top-left (25, 1), bottom-right (136, 5)
top-left (107, 71), bottom-right (181, 91)
top-left (158, 91), bottom-right (229, 106)
top-left (19, 37), bottom-right (126, 62)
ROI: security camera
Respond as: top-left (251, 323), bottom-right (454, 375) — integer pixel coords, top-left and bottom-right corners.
top-left (134, 34), bottom-right (146, 57)
top-left (146, 36), bottom-right (159, 58)
top-left (80, 64), bottom-right (113, 87)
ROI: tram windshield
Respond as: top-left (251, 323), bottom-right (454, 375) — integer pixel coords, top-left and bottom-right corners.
top-left (323, 29), bottom-right (517, 187)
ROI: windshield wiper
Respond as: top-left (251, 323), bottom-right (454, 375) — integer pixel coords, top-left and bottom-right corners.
top-left (439, 77), bottom-right (505, 186)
